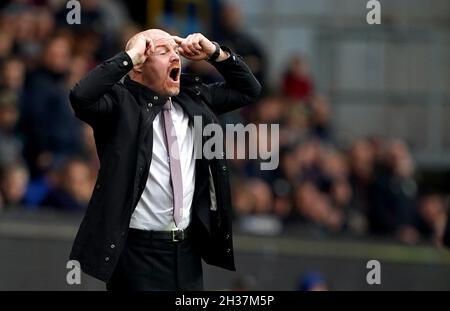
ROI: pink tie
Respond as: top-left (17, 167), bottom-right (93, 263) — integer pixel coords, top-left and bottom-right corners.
top-left (161, 98), bottom-right (183, 227)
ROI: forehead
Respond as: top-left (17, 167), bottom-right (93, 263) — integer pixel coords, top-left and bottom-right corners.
top-left (153, 37), bottom-right (177, 47)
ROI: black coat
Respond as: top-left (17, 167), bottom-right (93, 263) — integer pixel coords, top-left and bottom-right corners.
top-left (68, 48), bottom-right (261, 282)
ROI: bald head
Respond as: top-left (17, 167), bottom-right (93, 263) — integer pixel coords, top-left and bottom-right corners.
top-left (125, 29), bottom-right (172, 51)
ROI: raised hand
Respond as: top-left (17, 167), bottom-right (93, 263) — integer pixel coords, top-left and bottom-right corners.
top-left (125, 34), bottom-right (154, 65)
top-left (172, 33), bottom-right (217, 61)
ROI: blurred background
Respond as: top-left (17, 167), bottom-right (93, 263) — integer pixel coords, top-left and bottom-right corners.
top-left (0, 0), bottom-right (449, 290)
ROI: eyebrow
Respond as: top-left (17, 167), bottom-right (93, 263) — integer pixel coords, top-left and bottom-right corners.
top-left (156, 42), bottom-right (175, 47)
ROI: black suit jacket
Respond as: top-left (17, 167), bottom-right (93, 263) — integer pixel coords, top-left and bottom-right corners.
top-left (68, 47), bottom-right (261, 282)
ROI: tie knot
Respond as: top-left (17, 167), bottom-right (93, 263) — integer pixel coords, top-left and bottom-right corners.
top-left (163, 99), bottom-right (172, 110)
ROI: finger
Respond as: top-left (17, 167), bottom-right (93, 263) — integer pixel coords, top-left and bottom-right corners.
top-left (177, 47), bottom-right (191, 59)
top-left (180, 41), bottom-right (193, 56)
top-left (181, 40), bottom-right (195, 57)
top-left (188, 34), bottom-right (202, 52)
top-left (177, 46), bottom-right (185, 56)
top-left (172, 35), bottom-right (184, 45)
top-left (193, 41), bottom-right (202, 51)
top-left (185, 35), bottom-right (199, 55)
top-left (193, 33), bottom-right (205, 48)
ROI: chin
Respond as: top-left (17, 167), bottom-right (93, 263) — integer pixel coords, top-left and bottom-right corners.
top-left (166, 87), bottom-right (180, 97)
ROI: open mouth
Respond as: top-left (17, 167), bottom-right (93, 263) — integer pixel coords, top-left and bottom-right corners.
top-left (169, 67), bottom-right (180, 82)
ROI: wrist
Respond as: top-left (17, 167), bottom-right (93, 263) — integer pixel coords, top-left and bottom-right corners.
top-left (125, 48), bottom-right (140, 65)
top-left (215, 49), bottom-right (230, 62)
top-left (206, 41), bottom-right (221, 62)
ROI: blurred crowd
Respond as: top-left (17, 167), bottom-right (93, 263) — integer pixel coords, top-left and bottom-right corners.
top-left (0, 0), bottom-right (448, 246)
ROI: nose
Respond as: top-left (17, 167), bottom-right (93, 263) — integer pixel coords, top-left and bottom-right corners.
top-left (170, 49), bottom-right (180, 62)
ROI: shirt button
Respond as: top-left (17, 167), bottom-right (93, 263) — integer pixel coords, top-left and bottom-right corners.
top-left (195, 76), bottom-right (200, 82)
top-left (123, 60), bottom-right (128, 66)
top-left (147, 103), bottom-right (152, 108)
top-left (105, 256), bottom-right (110, 262)
top-left (225, 234), bottom-right (230, 239)
top-left (110, 244), bottom-right (115, 249)
top-left (222, 166), bottom-right (227, 171)
top-left (153, 96), bottom-right (158, 100)
top-left (226, 248), bottom-right (231, 253)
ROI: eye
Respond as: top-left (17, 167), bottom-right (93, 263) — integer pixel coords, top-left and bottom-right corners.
top-left (155, 47), bottom-right (169, 55)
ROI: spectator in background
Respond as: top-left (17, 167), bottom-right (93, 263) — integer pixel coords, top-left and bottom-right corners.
top-left (1, 57), bottom-right (26, 98)
top-left (0, 57), bottom-right (27, 145)
top-left (35, 7), bottom-right (55, 44)
top-left (0, 30), bottom-right (14, 62)
top-left (282, 55), bottom-right (314, 102)
top-left (318, 150), bottom-right (352, 213)
top-left (217, 2), bottom-right (266, 88)
top-left (293, 181), bottom-right (344, 233)
top-left (41, 157), bottom-right (94, 212)
top-left (279, 103), bottom-right (310, 147)
top-left (72, 29), bottom-right (102, 68)
top-left (270, 148), bottom-right (297, 222)
top-left (0, 90), bottom-right (23, 167)
top-left (295, 138), bottom-right (322, 183)
top-left (309, 95), bottom-right (332, 142)
top-left (368, 140), bottom-right (419, 244)
top-left (232, 178), bottom-right (274, 217)
top-left (247, 178), bottom-right (274, 215)
top-left (67, 54), bottom-right (91, 90)
top-left (250, 95), bottom-right (285, 125)
top-left (20, 35), bottom-right (83, 176)
top-left (233, 178), bottom-right (283, 235)
top-left (348, 139), bottom-right (375, 235)
top-left (273, 146), bottom-right (301, 190)
top-left (416, 195), bottom-right (448, 246)
top-left (14, 9), bottom-right (46, 65)
top-left (0, 161), bottom-right (29, 210)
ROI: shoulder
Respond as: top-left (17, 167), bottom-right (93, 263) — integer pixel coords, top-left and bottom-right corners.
top-left (107, 79), bottom-right (132, 103)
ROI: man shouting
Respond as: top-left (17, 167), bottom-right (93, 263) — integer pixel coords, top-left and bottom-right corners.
top-left (68, 29), bottom-right (261, 290)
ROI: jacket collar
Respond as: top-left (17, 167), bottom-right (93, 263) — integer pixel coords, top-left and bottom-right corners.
top-left (123, 74), bottom-right (202, 107)
top-left (123, 75), bottom-right (168, 107)
top-left (123, 74), bottom-right (211, 123)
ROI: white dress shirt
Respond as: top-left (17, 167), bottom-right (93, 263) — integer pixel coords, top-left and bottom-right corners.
top-left (129, 100), bottom-right (196, 231)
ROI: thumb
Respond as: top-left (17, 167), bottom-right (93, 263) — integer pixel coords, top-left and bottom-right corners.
top-left (145, 38), bottom-right (154, 54)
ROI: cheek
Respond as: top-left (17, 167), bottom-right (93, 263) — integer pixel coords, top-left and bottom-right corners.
top-left (142, 63), bottom-right (165, 80)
